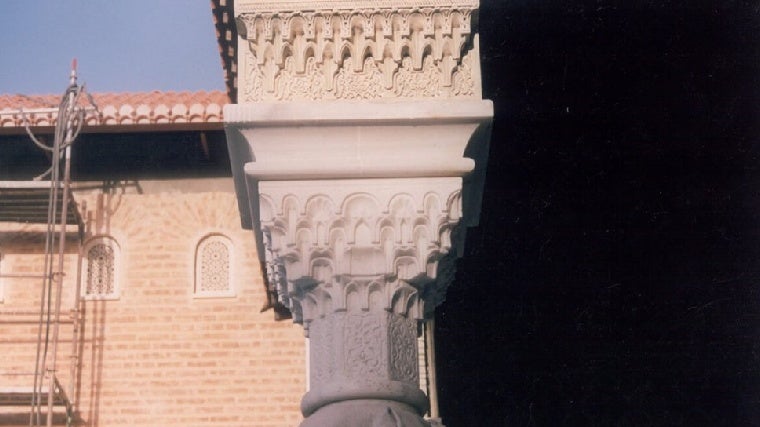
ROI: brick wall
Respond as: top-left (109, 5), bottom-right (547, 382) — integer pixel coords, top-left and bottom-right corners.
top-left (0, 181), bottom-right (306, 426)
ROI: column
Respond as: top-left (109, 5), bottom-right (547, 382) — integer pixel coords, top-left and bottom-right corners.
top-left (225, 1), bottom-right (492, 425)
top-left (260, 177), bottom-right (463, 425)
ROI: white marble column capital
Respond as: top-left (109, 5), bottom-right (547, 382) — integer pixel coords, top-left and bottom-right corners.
top-left (225, 96), bottom-right (491, 427)
top-left (225, 100), bottom-right (491, 319)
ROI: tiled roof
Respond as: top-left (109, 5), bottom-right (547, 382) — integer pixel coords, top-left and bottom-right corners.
top-left (0, 90), bottom-right (229, 129)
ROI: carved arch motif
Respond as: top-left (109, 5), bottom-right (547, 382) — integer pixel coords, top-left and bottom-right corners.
top-left (258, 184), bottom-right (464, 330)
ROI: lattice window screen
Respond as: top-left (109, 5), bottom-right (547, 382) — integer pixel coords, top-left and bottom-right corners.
top-left (84, 238), bottom-right (118, 298)
top-left (195, 235), bottom-right (233, 297)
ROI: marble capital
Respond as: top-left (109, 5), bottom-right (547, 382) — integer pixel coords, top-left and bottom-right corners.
top-left (225, 99), bottom-right (491, 313)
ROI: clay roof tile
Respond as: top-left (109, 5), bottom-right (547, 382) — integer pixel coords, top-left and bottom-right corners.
top-left (0, 90), bottom-right (229, 129)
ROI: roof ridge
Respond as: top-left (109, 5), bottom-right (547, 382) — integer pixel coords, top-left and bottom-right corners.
top-left (0, 90), bottom-right (229, 127)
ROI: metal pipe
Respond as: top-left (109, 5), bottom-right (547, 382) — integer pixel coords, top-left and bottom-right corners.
top-left (35, 110), bottom-right (61, 427)
top-left (425, 318), bottom-right (440, 420)
top-left (31, 123), bottom-right (58, 427)
top-left (68, 225), bottom-right (84, 412)
top-left (20, 63), bottom-right (92, 427)
top-left (46, 66), bottom-right (76, 427)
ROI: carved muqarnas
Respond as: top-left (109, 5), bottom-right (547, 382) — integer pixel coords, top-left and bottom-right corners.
top-left (237, 7), bottom-right (479, 101)
top-left (259, 185), bottom-right (464, 331)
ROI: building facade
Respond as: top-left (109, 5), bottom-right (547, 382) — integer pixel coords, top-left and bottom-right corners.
top-left (0, 92), bottom-right (307, 426)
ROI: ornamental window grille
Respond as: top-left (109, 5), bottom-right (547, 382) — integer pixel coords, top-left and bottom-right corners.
top-left (83, 237), bottom-right (119, 299)
top-left (194, 234), bottom-right (234, 297)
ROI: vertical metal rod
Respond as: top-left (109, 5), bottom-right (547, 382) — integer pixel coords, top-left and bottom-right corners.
top-left (46, 65), bottom-right (77, 427)
top-left (68, 221), bottom-right (84, 414)
top-left (47, 151), bottom-right (71, 427)
top-left (425, 318), bottom-right (440, 419)
top-left (32, 123), bottom-right (61, 427)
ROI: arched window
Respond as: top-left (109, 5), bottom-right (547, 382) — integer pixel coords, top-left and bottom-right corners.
top-left (194, 234), bottom-right (234, 297)
top-left (82, 236), bottom-right (120, 300)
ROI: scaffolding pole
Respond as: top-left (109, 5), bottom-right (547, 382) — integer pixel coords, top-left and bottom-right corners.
top-left (44, 92), bottom-right (75, 427)
top-left (16, 60), bottom-right (96, 427)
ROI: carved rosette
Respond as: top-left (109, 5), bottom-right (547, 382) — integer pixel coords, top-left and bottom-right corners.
top-left (236, 2), bottom-right (481, 101)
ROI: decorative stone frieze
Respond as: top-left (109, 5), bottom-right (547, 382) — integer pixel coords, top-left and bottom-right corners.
top-left (235, 0), bottom-right (481, 101)
top-left (236, 0), bottom-right (479, 12)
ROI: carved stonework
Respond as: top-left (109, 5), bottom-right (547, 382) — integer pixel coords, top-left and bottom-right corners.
top-left (308, 310), bottom-right (419, 388)
top-left (257, 178), bottom-right (464, 332)
top-left (344, 313), bottom-right (386, 379)
top-left (236, 0), bottom-right (479, 12)
top-left (389, 314), bottom-right (418, 382)
top-left (236, 2), bottom-right (481, 101)
top-left (300, 311), bottom-right (428, 424)
top-left (223, 40), bottom-right (493, 422)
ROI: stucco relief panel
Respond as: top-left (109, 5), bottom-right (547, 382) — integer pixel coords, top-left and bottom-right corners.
top-left (238, 7), bottom-right (480, 101)
top-left (389, 313), bottom-right (418, 383)
top-left (344, 313), bottom-right (386, 380)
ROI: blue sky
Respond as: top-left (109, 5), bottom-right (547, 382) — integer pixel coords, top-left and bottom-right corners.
top-left (0, 1), bottom-right (225, 95)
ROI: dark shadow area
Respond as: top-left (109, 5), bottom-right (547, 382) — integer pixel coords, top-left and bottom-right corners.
top-left (436, 1), bottom-right (760, 426)
top-left (0, 134), bottom-right (52, 179)
top-left (72, 130), bottom-right (231, 180)
top-left (0, 130), bottom-right (231, 181)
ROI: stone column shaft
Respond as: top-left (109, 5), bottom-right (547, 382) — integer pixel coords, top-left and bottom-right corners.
top-left (303, 310), bottom-right (426, 424)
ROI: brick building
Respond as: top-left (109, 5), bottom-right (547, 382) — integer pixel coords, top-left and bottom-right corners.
top-left (0, 0), bottom-right (473, 425)
top-left (0, 90), bottom-right (307, 426)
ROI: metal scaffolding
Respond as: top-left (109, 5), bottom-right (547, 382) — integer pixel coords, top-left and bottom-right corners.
top-left (0, 62), bottom-right (95, 427)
